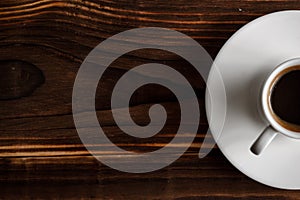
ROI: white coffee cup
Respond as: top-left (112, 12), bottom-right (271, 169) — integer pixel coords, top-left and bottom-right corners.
top-left (251, 58), bottom-right (300, 155)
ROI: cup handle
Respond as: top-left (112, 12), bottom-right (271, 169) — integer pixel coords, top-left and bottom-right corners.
top-left (250, 126), bottom-right (278, 155)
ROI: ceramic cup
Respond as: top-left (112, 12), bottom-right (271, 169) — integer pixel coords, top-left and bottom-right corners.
top-left (251, 58), bottom-right (300, 155)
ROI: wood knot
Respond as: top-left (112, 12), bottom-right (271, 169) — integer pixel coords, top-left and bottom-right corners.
top-left (0, 60), bottom-right (45, 100)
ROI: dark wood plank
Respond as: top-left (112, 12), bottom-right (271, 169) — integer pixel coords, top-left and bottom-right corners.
top-left (1, 0), bottom-right (300, 199)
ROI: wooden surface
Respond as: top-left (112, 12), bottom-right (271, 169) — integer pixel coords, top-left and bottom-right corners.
top-left (1, 0), bottom-right (300, 199)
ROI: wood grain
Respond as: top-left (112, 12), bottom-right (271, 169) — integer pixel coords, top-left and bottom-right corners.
top-left (0, 60), bottom-right (44, 100)
top-left (1, 0), bottom-right (300, 199)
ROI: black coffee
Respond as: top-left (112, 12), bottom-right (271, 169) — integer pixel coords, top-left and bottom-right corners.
top-left (271, 69), bottom-right (300, 125)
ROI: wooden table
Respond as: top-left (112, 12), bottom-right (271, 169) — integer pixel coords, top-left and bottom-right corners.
top-left (1, 0), bottom-right (300, 199)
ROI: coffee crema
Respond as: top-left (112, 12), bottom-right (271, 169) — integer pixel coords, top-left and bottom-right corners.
top-left (268, 65), bottom-right (300, 132)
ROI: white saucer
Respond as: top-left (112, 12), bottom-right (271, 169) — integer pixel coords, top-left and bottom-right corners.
top-left (206, 10), bottom-right (300, 189)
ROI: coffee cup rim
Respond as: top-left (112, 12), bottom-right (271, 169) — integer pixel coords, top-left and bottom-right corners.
top-left (261, 58), bottom-right (300, 139)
